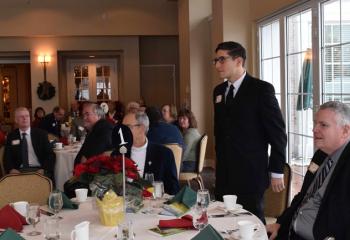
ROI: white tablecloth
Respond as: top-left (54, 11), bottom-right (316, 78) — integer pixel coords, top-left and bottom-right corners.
top-left (54, 144), bottom-right (81, 191)
top-left (22, 200), bottom-right (268, 240)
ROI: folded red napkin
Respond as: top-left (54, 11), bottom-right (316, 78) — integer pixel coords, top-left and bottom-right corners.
top-left (0, 205), bottom-right (27, 232)
top-left (158, 215), bottom-right (194, 229)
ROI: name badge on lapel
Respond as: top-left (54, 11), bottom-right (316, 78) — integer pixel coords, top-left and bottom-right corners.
top-left (215, 95), bottom-right (223, 103)
top-left (12, 139), bottom-right (20, 145)
top-left (308, 162), bottom-right (319, 174)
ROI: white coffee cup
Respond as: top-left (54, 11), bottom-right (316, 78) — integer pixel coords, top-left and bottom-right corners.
top-left (238, 220), bottom-right (257, 239)
top-left (223, 195), bottom-right (237, 211)
top-left (75, 188), bottom-right (88, 202)
top-left (71, 221), bottom-right (89, 240)
top-left (12, 201), bottom-right (29, 217)
top-left (54, 142), bottom-right (63, 149)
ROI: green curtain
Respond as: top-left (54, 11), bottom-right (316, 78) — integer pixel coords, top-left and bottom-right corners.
top-left (297, 50), bottom-right (313, 110)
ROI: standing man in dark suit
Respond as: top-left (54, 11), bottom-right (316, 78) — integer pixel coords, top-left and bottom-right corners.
top-left (123, 111), bottom-right (179, 195)
top-left (213, 41), bottom-right (287, 222)
top-left (74, 102), bottom-right (113, 165)
top-left (4, 107), bottom-right (55, 178)
top-left (267, 101), bottom-right (350, 240)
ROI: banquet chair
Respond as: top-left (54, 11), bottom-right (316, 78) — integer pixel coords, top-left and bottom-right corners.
top-left (0, 146), bottom-right (5, 178)
top-left (179, 134), bottom-right (208, 189)
top-left (164, 143), bottom-right (183, 178)
top-left (264, 162), bottom-right (292, 224)
top-left (0, 172), bottom-right (53, 208)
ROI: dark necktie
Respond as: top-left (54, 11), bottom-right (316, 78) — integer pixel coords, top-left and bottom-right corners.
top-left (21, 132), bottom-right (29, 168)
top-left (226, 84), bottom-right (234, 104)
top-left (308, 157), bottom-right (334, 197)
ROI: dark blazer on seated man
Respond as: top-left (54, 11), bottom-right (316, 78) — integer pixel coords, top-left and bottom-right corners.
top-left (74, 102), bottom-right (114, 165)
top-left (143, 142), bottom-right (180, 195)
top-left (74, 118), bottom-right (113, 165)
top-left (4, 128), bottom-right (55, 174)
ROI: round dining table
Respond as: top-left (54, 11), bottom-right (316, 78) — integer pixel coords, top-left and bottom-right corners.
top-left (22, 198), bottom-right (268, 240)
top-left (54, 144), bottom-right (81, 191)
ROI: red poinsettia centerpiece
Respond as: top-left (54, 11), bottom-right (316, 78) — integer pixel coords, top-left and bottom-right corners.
top-left (74, 154), bottom-right (139, 180)
top-left (66, 154), bottom-right (151, 210)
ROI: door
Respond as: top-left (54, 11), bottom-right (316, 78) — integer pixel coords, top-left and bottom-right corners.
top-left (0, 64), bottom-right (31, 124)
top-left (140, 64), bottom-right (176, 108)
top-left (66, 59), bottom-right (118, 104)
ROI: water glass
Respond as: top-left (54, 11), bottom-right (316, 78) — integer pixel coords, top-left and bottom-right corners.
top-left (49, 190), bottom-right (63, 219)
top-left (44, 218), bottom-right (60, 240)
top-left (152, 181), bottom-right (164, 199)
top-left (117, 220), bottom-right (134, 240)
top-left (192, 204), bottom-right (208, 230)
top-left (196, 189), bottom-right (210, 208)
top-left (144, 173), bottom-right (154, 184)
top-left (26, 204), bottom-right (41, 236)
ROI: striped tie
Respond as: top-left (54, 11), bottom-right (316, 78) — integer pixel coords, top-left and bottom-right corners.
top-left (309, 157), bottom-right (334, 197)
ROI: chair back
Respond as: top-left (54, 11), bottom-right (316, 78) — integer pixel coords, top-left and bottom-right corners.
top-left (164, 143), bottom-right (183, 178)
top-left (264, 163), bottom-right (292, 218)
top-left (196, 134), bottom-right (208, 173)
top-left (0, 172), bottom-right (53, 208)
top-left (0, 146), bottom-right (5, 178)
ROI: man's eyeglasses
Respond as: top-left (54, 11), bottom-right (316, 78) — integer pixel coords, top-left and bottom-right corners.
top-left (212, 56), bottom-right (232, 65)
top-left (126, 124), bottom-right (141, 129)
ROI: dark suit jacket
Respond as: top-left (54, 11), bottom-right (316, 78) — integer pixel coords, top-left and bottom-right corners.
top-left (147, 122), bottom-right (184, 148)
top-left (213, 73), bottom-right (287, 196)
top-left (74, 119), bottom-right (113, 165)
top-left (39, 113), bottom-right (61, 137)
top-left (143, 142), bottom-right (180, 195)
top-left (276, 147), bottom-right (350, 239)
top-left (4, 128), bottom-right (55, 173)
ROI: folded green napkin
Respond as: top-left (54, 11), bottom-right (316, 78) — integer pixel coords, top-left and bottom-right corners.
top-left (191, 224), bottom-right (224, 240)
top-left (0, 228), bottom-right (25, 240)
top-left (167, 186), bottom-right (196, 208)
top-left (62, 191), bottom-right (79, 209)
top-left (48, 191), bottom-right (78, 209)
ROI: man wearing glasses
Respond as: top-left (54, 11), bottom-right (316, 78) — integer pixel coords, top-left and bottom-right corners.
top-left (74, 102), bottom-right (113, 165)
top-left (123, 111), bottom-right (179, 195)
top-left (213, 41), bottom-right (287, 222)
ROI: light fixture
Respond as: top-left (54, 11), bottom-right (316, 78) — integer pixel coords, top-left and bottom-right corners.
top-left (38, 55), bottom-right (51, 81)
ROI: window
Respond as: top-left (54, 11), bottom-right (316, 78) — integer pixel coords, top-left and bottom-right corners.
top-left (286, 10), bottom-right (313, 180)
top-left (260, 21), bottom-right (281, 104)
top-left (321, 0), bottom-right (350, 103)
top-left (67, 59), bottom-right (118, 103)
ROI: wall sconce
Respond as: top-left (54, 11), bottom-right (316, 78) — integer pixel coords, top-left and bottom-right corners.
top-left (38, 55), bottom-right (51, 81)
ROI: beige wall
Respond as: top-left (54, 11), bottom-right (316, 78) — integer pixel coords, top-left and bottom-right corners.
top-left (188, 0), bottom-right (213, 160)
top-left (0, 0), bottom-right (178, 36)
top-left (0, 36), bottom-right (140, 113)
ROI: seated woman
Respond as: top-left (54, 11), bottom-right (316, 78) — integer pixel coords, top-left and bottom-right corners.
top-left (178, 108), bottom-right (201, 172)
top-left (32, 107), bottom-right (46, 128)
top-left (161, 104), bottom-right (178, 125)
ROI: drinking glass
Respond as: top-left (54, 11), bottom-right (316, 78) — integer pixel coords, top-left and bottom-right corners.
top-left (192, 204), bottom-right (208, 230)
top-left (49, 190), bottom-right (63, 219)
top-left (196, 189), bottom-right (210, 208)
top-left (26, 204), bottom-right (41, 236)
top-left (152, 181), bottom-right (164, 199)
top-left (144, 173), bottom-right (154, 184)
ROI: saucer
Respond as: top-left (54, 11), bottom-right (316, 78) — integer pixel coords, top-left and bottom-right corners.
top-left (71, 197), bottom-right (89, 203)
top-left (226, 204), bottom-right (243, 213)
